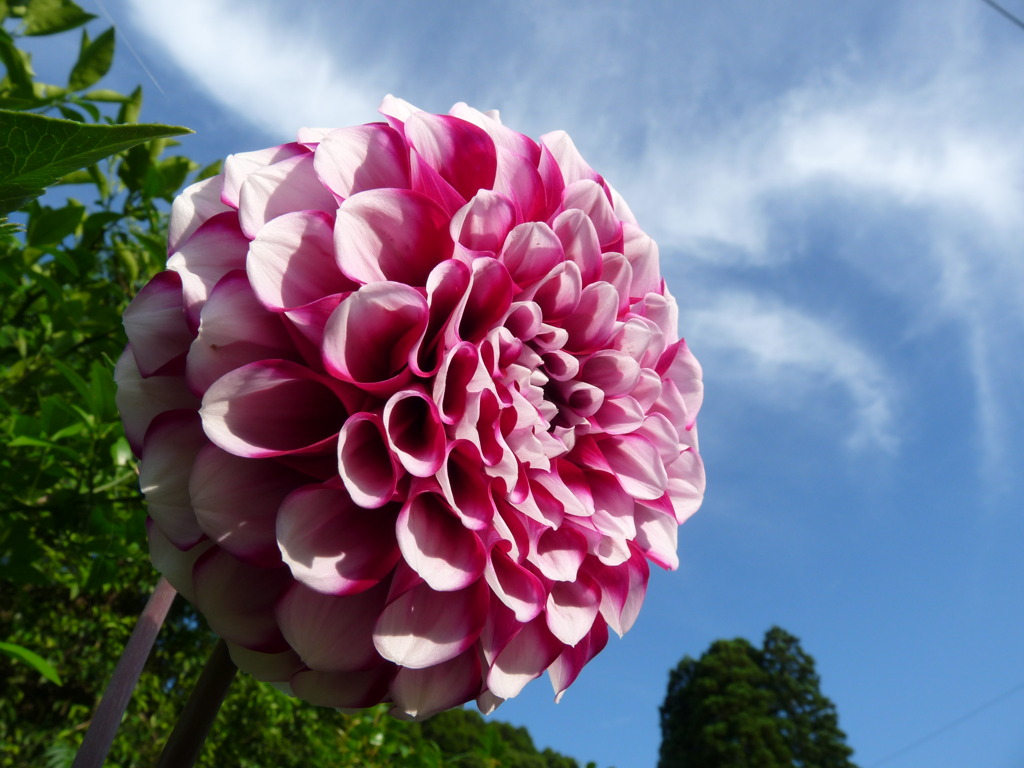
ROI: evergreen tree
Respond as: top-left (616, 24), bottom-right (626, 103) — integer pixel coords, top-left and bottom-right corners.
top-left (657, 628), bottom-right (857, 768)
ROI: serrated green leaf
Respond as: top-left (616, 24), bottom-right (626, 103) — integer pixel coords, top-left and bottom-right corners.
top-left (0, 640), bottom-right (61, 684)
top-left (21, 0), bottom-right (95, 36)
top-left (0, 109), bottom-right (192, 216)
top-left (68, 26), bottom-right (113, 91)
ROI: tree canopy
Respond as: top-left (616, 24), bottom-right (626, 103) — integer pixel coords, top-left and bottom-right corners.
top-left (658, 627), bottom-right (858, 768)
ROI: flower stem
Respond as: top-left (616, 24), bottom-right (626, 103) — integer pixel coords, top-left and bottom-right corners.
top-left (72, 576), bottom-right (177, 768)
top-left (154, 637), bottom-right (238, 768)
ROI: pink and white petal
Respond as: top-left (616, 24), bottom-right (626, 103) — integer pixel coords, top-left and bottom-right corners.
top-left (585, 550), bottom-right (649, 637)
top-left (314, 123), bottom-right (410, 199)
top-left (448, 102), bottom-right (540, 162)
top-left (658, 339), bottom-right (704, 430)
top-left (409, 148), bottom-right (466, 216)
top-left (404, 111), bottom-right (497, 200)
top-left (548, 620), bottom-right (609, 702)
top-left (637, 290), bottom-right (679, 344)
top-left (552, 209), bottom-right (602, 287)
top-left (500, 222), bottom-right (564, 289)
top-left (226, 643), bottom-right (303, 683)
top-left (321, 281), bottom-right (428, 394)
top-left (436, 442), bottom-right (497, 531)
top-left (601, 252), bottom-right (633, 315)
top-left (247, 210), bottom-right (355, 312)
top-left (146, 521), bottom-right (212, 603)
top-left (373, 579), bottom-right (488, 669)
top-left (631, 368), bottom-right (664, 412)
top-left (168, 175), bottom-right (231, 254)
top-left (666, 449), bottom-right (705, 525)
top-left (277, 483), bottom-right (400, 594)
top-left (600, 433), bottom-right (668, 501)
top-left (537, 143), bottom-right (566, 218)
top-left (383, 388), bottom-right (445, 478)
top-left (290, 664), bottom-right (395, 709)
top-left (579, 350), bottom-right (641, 398)
top-left (397, 492), bottom-right (486, 592)
top-left (494, 148), bottom-right (546, 222)
top-left (190, 443), bottom-right (308, 567)
top-left (486, 615), bottom-right (563, 700)
top-left (411, 258), bottom-right (471, 377)
top-left (139, 410), bottom-right (207, 548)
top-left (529, 525), bottom-right (588, 582)
top-left (562, 281), bottom-right (620, 354)
top-left (167, 212), bottom-right (250, 330)
top-left (450, 190), bottom-right (517, 254)
top-left (622, 223), bottom-right (663, 299)
top-left (237, 153), bottom-right (338, 238)
top-left (634, 501), bottom-right (680, 570)
top-left (282, 293), bottom-right (346, 355)
top-left (458, 258), bottom-right (515, 343)
top-left (335, 188), bottom-right (454, 286)
top-left (477, 689), bottom-right (504, 715)
top-left (222, 143), bottom-right (306, 208)
top-left (115, 347), bottom-right (199, 455)
top-left (378, 94), bottom-right (420, 127)
top-left (561, 179), bottom-right (621, 249)
top-left (200, 360), bottom-right (347, 458)
top-left (192, 547), bottom-right (290, 652)
top-left (337, 413), bottom-right (399, 509)
top-left (637, 412), bottom-right (682, 466)
top-left (540, 131), bottom-right (601, 186)
top-left (592, 396), bottom-right (646, 435)
top-left (588, 471), bottom-right (637, 540)
top-left (186, 272), bottom-right (297, 395)
top-left (123, 271), bottom-right (192, 377)
top-left (277, 580), bottom-right (389, 672)
top-left (484, 545), bottom-right (546, 623)
top-left (390, 649), bottom-right (483, 720)
top-left (607, 181), bottom-right (638, 226)
top-left (524, 261), bottom-right (582, 322)
top-left (433, 342), bottom-right (487, 425)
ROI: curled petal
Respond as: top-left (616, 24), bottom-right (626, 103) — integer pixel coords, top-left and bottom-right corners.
top-left (404, 111), bottom-right (497, 200)
top-left (553, 208), bottom-right (602, 286)
top-left (540, 131), bottom-right (601, 186)
top-left (397, 492), bottom-right (486, 591)
top-left (451, 190), bottom-right (516, 253)
top-left (437, 442), bottom-right (497, 531)
top-left (238, 152), bottom-right (337, 238)
top-left (335, 188), bottom-right (453, 286)
top-left (500, 222), bottom-right (564, 288)
top-left (579, 350), bottom-right (641, 397)
top-left (168, 175), bottom-right (231, 254)
top-left (486, 615), bottom-right (563, 700)
top-left (634, 502), bottom-right (679, 570)
top-left (562, 281), bottom-right (620, 354)
top-left (322, 281), bottom-right (428, 394)
top-left (337, 413), bottom-right (399, 509)
top-left (186, 271), bottom-right (297, 395)
top-left (525, 261), bottom-right (582, 321)
top-left (139, 410), bottom-right (206, 548)
top-left (530, 524), bottom-right (588, 582)
top-left (390, 649), bottom-right (483, 720)
top-left (658, 339), bottom-right (704, 430)
top-left (123, 271), bottom-right (192, 377)
top-left (277, 483), bottom-right (400, 594)
top-left (226, 643), bottom-right (303, 683)
top-left (190, 443), bottom-right (309, 567)
top-left (222, 143), bottom-right (306, 208)
top-left (168, 213), bottom-right (250, 330)
top-left (667, 449), bottom-right (706, 525)
top-left (484, 544), bottom-right (545, 623)
top-left (193, 548), bottom-right (290, 652)
top-left (115, 347), bottom-right (200, 455)
top-left (546, 575), bottom-right (600, 647)
top-left (277, 580), bottom-right (389, 671)
top-left (600, 434), bottom-right (668, 501)
top-left (248, 210), bottom-right (356, 312)
top-left (586, 549), bottom-right (649, 637)
top-left (291, 664), bottom-right (396, 709)
top-left (459, 258), bottom-right (515, 343)
top-left (200, 360), bottom-right (348, 458)
top-left (373, 579), bottom-right (488, 669)
top-left (561, 179), bottom-right (621, 249)
top-left (383, 388), bottom-right (445, 477)
top-left (548, 620), bottom-right (609, 702)
top-left (622, 223), bottom-right (663, 299)
top-left (314, 123), bottom-right (410, 199)
top-left (146, 521), bottom-right (212, 603)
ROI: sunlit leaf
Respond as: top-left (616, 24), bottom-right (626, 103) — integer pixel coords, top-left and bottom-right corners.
top-left (21, 0), bottom-right (95, 36)
top-left (68, 26), bottom-right (114, 91)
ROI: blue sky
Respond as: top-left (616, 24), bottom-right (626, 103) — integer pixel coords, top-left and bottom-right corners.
top-left (55, 1), bottom-right (1024, 765)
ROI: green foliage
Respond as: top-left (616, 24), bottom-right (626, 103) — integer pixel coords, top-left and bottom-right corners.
top-left (0, 7), bottom-right (597, 767)
top-left (658, 628), bottom-right (857, 768)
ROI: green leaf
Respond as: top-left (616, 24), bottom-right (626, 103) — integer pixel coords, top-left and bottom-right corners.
top-left (68, 26), bottom-right (114, 91)
top-left (0, 28), bottom-right (35, 100)
top-left (80, 88), bottom-right (129, 103)
top-left (116, 84), bottom-right (141, 125)
top-left (0, 641), bottom-right (62, 685)
top-left (0, 109), bottom-right (192, 216)
top-left (26, 199), bottom-right (84, 245)
top-left (21, 0), bottom-right (95, 36)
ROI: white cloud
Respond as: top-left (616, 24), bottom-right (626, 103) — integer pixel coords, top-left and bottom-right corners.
top-left (121, 0), bottom-right (387, 138)
top-left (687, 293), bottom-right (897, 452)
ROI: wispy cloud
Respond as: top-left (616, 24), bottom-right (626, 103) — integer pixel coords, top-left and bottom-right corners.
top-left (687, 292), bottom-right (897, 452)
top-left (122, 0), bottom-right (388, 138)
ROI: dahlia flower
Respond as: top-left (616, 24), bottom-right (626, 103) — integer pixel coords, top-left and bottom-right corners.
top-left (116, 95), bottom-right (705, 719)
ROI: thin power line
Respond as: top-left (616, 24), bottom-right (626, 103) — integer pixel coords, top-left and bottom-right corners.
top-left (93, 0), bottom-right (166, 96)
top-left (867, 679), bottom-right (1024, 767)
top-left (978, 0), bottom-right (1024, 32)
